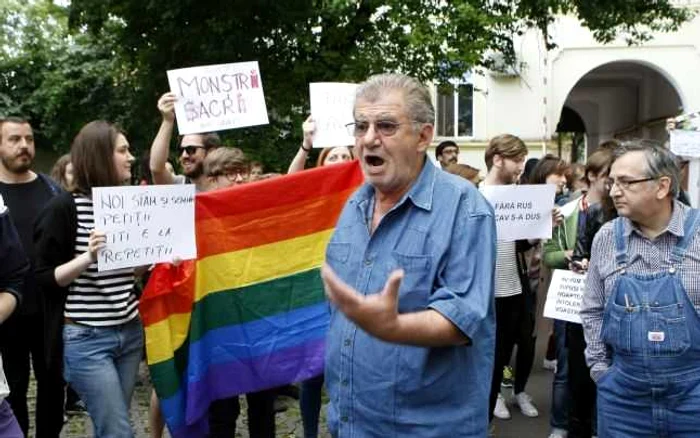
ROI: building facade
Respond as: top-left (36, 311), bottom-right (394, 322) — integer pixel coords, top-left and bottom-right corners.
top-left (429, 1), bottom-right (700, 181)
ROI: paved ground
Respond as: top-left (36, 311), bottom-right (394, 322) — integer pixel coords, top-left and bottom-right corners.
top-left (26, 332), bottom-right (555, 437)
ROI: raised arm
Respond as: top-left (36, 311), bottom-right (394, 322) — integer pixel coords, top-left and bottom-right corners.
top-left (150, 92), bottom-right (178, 185)
top-left (287, 116), bottom-right (314, 174)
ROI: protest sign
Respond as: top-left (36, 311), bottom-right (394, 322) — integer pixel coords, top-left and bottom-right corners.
top-left (167, 61), bottom-right (269, 135)
top-left (92, 185), bottom-right (197, 271)
top-left (309, 82), bottom-right (358, 148)
top-left (670, 129), bottom-right (700, 158)
top-left (559, 196), bottom-right (580, 219)
top-left (544, 269), bottom-right (586, 324)
top-left (480, 184), bottom-right (556, 241)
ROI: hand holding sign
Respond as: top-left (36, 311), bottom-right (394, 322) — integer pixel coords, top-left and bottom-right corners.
top-left (302, 116), bottom-right (315, 150)
top-left (158, 92), bottom-right (177, 123)
top-left (88, 230), bottom-right (107, 262)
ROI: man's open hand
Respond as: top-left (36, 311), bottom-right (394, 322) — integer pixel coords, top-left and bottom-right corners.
top-left (321, 263), bottom-right (404, 342)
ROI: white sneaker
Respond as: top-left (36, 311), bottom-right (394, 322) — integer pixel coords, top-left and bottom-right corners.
top-left (543, 358), bottom-right (557, 371)
top-left (548, 427), bottom-right (568, 438)
top-left (514, 391), bottom-right (539, 417)
top-left (493, 393), bottom-right (511, 420)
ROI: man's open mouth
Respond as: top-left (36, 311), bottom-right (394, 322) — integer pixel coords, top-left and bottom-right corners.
top-left (364, 155), bottom-right (385, 167)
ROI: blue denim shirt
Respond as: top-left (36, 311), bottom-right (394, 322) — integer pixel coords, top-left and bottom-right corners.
top-left (325, 160), bottom-right (496, 438)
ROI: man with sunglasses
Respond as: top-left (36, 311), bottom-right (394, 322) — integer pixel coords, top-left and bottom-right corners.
top-left (321, 73), bottom-right (496, 437)
top-left (149, 92), bottom-right (222, 191)
top-left (581, 141), bottom-right (700, 437)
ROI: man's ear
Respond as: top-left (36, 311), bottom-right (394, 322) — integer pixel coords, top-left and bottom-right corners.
top-left (656, 176), bottom-right (672, 200)
top-left (416, 124), bottom-right (434, 154)
top-left (492, 154), bottom-right (503, 169)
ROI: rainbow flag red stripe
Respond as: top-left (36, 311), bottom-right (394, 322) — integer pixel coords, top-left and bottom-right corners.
top-left (139, 161), bottom-right (363, 436)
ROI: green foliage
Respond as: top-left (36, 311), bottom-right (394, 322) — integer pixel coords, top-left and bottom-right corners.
top-left (1, 0), bottom-right (693, 173)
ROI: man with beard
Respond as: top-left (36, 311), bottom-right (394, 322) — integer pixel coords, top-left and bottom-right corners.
top-left (481, 134), bottom-right (542, 426)
top-left (435, 140), bottom-right (459, 169)
top-left (0, 117), bottom-right (64, 437)
top-left (150, 92), bottom-right (221, 191)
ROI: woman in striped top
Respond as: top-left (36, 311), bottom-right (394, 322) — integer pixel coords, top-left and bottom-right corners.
top-left (34, 121), bottom-right (140, 437)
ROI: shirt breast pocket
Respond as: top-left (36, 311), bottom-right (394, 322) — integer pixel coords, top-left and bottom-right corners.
top-left (391, 251), bottom-right (432, 312)
top-left (326, 242), bottom-right (351, 266)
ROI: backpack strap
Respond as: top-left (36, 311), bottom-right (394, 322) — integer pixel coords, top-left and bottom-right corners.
top-left (37, 173), bottom-right (63, 196)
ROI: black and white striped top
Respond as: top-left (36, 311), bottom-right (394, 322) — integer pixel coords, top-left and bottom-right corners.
top-left (65, 194), bottom-right (139, 326)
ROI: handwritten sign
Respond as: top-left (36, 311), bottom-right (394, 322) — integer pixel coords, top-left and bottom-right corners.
top-left (544, 269), bottom-right (586, 324)
top-left (309, 82), bottom-right (358, 148)
top-left (480, 184), bottom-right (556, 241)
top-left (92, 185), bottom-right (197, 271)
top-left (670, 130), bottom-right (700, 158)
top-left (167, 61), bottom-right (269, 135)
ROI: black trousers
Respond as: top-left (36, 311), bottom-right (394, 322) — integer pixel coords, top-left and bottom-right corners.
top-left (208, 388), bottom-right (276, 438)
top-left (488, 292), bottom-right (537, 422)
top-left (0, 312), bottom-right (65, 437)
top-left (566, 323), bottom-right (597, 438)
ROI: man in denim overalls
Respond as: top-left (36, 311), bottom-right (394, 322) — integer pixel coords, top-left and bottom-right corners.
top-left (581, 141), bottom-right (700, 437)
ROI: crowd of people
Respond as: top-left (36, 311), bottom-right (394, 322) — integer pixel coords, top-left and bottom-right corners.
top-left (0, 71), bottom-right (697, 438)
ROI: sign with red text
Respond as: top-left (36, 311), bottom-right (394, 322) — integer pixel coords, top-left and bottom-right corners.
top-left (480, 184), bottom-right (556, 241)
top-left (92, 185), bottom-right (196, 271)
top-left (167, 61), bottom-right (269, 135)
top-left (309, 82), bottom-right (358, 148)
top-left (544, 269), bottom-right (586, 324)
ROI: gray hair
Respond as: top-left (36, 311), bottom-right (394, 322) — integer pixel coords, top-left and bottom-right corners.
top-left (355, 73), bottom-right (435, 127)
top-left (613, 139), bottom-right (681, 197)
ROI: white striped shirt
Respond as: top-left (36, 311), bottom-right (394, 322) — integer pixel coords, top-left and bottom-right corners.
top-left (494, 241), bottom-right (522, 298)
top-left (65, 195), bottom-right (138, 326)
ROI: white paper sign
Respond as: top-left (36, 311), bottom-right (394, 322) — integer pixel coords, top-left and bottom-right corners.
top-left (309, 82), bottom-right (358, 148)
top-left (481, 184), bottom-right (556, 241)
top-left (167, 61), bottom-right (269, 135)
top-left (544, 269), bottom-right (586, 324)
top-left (559, 196), bottom-right (580, 219)
top-left (670, 130), bottom-right (700, 158)
top-left (92, 185), bottom-right (197, 271)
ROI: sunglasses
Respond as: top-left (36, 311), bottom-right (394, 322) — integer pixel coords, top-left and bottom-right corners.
top-left (180, 145), bottom-right (205, 156)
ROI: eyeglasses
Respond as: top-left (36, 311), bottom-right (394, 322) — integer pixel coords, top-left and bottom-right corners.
top-left (605, 176), bottom-right (657, 191)
top-left (209, 168), bottom-right (249, 180)
top-left (345, 120), bottom-right (413, 137)
top-left (180, 145), bottom-right (205, 156)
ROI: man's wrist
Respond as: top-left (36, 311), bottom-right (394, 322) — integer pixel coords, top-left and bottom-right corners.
top-left (301, 143), bottom-right (311, 152)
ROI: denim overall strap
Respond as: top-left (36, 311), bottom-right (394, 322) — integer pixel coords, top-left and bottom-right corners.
top-left (613, 218), bottom-right (628, 268)
top-left (670, 208), bottom-right (700, 266)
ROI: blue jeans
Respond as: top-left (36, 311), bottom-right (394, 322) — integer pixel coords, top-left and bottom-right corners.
top-left (63, 318), bottom-right (143, 438)
top-left (550, 320), bottom-right (569, 430)
top-left (300, 374), bottom-right (324, 438)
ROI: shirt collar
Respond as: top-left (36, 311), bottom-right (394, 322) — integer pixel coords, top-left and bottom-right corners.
top-left (352, 156), bottom-right (436, 216)
top-left (623, 200), bottom-right (687, 238)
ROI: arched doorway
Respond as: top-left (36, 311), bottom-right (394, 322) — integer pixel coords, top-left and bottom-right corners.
top-left (556, 106), bottom-right (586, 163)
top-left (557, 61), bottom-right (683, 153)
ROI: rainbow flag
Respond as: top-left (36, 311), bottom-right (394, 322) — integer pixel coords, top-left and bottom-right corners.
top-left (140, 161), bottom-right (363, 437)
